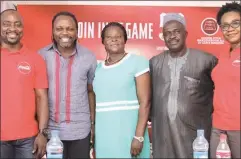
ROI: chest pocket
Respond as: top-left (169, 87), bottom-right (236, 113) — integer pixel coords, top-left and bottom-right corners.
top-left (184, 75), bottom-right (200, 90)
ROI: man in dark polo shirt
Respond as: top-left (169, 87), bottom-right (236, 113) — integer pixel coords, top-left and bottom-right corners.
top-left (1, 9), bottom-right (49, 159)
top-left (38, 11), bottom-right (97, 158)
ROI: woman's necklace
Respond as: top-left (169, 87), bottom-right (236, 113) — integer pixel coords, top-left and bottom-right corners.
top-left (106, 52), bottom-right (127, 65)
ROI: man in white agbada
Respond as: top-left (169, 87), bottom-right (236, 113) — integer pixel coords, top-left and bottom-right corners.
top-left (150, 13), bottom-right (218, 158)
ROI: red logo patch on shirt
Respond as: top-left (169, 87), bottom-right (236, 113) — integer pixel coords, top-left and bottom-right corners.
top-left (17, 62), bottom-right (31, 74)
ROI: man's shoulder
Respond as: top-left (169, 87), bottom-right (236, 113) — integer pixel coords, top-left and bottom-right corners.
top-left (20, 46), bottom-right (44, 61)
top-left (18, 48), bottom-right (45, 68)
top-left (38, 44), bottom-right (54, 56)
top-left (189, 48), bottom-right (217, 60)
top-left (150, 51), bottom-right (167, 64)
top-left (76, 44), bottom-right (97, 63)
top-left (76, 44), bottom-right (95, 58)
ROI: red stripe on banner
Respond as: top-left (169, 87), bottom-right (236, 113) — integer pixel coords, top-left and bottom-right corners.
top-left (66, 56), bottom-right (74, 123)
top-left (55, 53), bottom-right (60, 123)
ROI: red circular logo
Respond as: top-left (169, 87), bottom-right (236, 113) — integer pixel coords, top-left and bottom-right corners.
top-left (17, 62), bottom-right (31, 74)
top-left (201, 18), bottom-right (219, 36)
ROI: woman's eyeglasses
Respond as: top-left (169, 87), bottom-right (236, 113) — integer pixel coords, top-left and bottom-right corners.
top-left (220, 20), bottom-right (240, 31)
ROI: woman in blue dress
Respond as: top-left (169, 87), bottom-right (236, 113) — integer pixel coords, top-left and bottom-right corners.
top-left (93, 22), bottom-right (151, 158)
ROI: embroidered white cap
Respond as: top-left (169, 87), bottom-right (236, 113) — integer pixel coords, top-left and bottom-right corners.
top-left (163, 13), bottom-right (186, 27)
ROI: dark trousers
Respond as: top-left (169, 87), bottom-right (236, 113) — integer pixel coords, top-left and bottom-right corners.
top-left (62, 133), bottom-right (90, 159)
top-left (0, 136), bottom-right (35, 158)
top-left (210, 128), bottom-right (240, 158)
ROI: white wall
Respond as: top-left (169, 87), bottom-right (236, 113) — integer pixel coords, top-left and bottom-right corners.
top-left (2, 0), bottom-right (231, 9)
top-left (1, 1), bottom-right (16, 12)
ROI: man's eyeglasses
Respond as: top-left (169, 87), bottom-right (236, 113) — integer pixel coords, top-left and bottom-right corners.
top-left (220, 20), bottom-right (240, 31)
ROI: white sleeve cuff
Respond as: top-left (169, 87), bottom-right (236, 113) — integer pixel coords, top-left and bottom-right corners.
top-left (135, 68), bottom-right (150, 77)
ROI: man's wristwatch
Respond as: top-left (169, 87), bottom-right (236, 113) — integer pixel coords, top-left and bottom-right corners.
top-left (134, 136), bottom-right (144, 142)
top-left (91, 121), bottom-right (95, 125)
top-left (39, 128), bottom-right (49, 138)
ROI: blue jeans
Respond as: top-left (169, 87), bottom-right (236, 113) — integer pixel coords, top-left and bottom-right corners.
top-left (0, 136), bottom-right (36, 158)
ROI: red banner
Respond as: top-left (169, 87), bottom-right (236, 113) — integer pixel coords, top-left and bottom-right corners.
top-left (17, 5), bottom-right (230, 158)
top-left (18, 5), bottom-right (229, 60)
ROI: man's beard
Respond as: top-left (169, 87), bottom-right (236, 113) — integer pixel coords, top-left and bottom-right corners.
top-left (59, 42), bottom-right (73, 48)
top-left (1, 37), bottom-right (20, 46)
top-left (58, 39), bottom-right (77, 49)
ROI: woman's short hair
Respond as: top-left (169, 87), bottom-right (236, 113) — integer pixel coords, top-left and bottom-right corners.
top-left (101, 22), bottom-right (128, 44)
top-left (216, 1), bottom-right (241, 25)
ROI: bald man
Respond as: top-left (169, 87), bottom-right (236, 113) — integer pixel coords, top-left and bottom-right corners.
top-left (150, 13), bottom-right (218, 158)
top-left (1, 9), bottom-right (49, 159)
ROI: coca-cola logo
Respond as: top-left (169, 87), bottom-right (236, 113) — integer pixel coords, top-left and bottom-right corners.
top-left (216, 151), bottom-right (231, 158)
top-left (232, 56), bottom-right (240, 67)
top-left (17, 62), bottom-right (31, 74)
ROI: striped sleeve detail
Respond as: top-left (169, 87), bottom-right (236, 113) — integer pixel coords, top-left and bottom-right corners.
top-left (96, 100), bottom-right (139, 112)
top-left (135, 68), bottom-right (150, 77)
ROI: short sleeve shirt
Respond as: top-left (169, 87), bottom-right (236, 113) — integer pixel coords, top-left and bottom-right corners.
top-left (212, 47), bottom-right (240, 130)
top-left (38, 43), bottom-right (97, 140)
top-left (1, 46), bottom-right (48, 141)
top-left (93, 53), bottom-right (150, 158)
